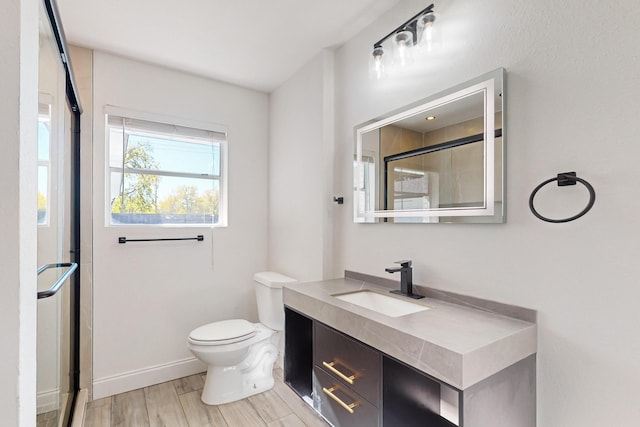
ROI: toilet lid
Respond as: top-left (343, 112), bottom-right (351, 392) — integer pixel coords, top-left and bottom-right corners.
top-left (189, 319), bottom-right (257, 344)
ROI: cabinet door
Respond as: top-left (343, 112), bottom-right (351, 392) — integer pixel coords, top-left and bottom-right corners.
top-left (314, 322), bottom-right (381, 404)
top-left (313, 367), bottom-right (379, 427)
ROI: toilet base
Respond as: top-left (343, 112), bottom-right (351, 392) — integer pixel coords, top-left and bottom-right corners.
top-left (200, 339), bottom-right (277, 405)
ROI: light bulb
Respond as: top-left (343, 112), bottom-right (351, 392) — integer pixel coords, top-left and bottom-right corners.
top-left (393, 30), bottom-right (414, 67)
top-left (417, 13), bottom-right (437, 51)
top-left (369, 47), bottom-right (386, 80)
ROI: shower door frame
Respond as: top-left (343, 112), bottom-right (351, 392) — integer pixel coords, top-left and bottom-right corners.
top-left (39, 0), bottom-right (82, 424)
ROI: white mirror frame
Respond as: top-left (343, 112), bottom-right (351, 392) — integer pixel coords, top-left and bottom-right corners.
top-left (354, 68), bottom-right (504, 222)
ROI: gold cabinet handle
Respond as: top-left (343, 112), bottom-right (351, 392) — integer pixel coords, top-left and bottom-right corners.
top-left (322, 387), bottom-right (359, 414)
top-left (322, 361), bottom-right (355, 385)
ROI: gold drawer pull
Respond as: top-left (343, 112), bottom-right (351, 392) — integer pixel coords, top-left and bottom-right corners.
top-left (322, 361), bottom-right (355, 385)
top-left (322, 387), bottom-right (359, 414)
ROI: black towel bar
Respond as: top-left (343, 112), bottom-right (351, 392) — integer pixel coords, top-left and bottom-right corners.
top-left (118, 235), bottom-right (204, 244)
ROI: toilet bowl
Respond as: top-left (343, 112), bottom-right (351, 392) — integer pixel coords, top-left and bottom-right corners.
top-left (187, 272), bottom-right (296, 405)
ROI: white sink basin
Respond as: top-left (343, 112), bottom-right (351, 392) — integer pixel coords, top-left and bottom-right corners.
top-left (333, 290), bottom-right (429, 318)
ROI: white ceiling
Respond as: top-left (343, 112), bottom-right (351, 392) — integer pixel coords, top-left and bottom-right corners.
top-left (57, 0), bottom-right (399, 93)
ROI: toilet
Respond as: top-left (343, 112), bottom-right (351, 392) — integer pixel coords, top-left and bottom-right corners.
top-left (187, 272), bottom-right (296, 405)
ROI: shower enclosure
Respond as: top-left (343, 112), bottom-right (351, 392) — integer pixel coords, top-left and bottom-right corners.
top-left (36, 0), bottom-right (82, 425)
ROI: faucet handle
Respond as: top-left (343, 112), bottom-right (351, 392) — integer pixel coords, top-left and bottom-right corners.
top-left (394, 260), bottom-right (412, 268)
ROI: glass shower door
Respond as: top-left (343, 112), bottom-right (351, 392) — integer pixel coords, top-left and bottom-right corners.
top-left (36, 0), bottom-right (79, 425)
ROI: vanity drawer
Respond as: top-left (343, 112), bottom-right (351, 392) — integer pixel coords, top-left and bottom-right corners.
top-left (313, 366), bottom-right (379, 427)
top-left (314, 322), bottom-right (381, 404)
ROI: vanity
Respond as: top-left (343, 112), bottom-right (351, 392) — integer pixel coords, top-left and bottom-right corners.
top-left (283, 271), bottom-right (536, 427)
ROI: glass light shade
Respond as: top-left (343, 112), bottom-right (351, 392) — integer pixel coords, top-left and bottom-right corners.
top-left (369, 47), bottom-right (386, 80)
top-left (392, 30), bottom-right (414, 67)
top-left (417, 13), bottom-right (438, 52)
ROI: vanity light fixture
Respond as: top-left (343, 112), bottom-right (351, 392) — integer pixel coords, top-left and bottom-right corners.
top-left (369, 3), bottom-right (436, 79)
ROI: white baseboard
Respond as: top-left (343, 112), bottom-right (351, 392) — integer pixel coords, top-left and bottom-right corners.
top-left (93, 357), bottom-right (206, 399)
top-left (37, 388), bottom-right (59, 414)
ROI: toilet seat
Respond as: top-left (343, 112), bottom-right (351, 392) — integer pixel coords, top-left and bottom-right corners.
top-left (189, 319), bottom-right (257, 346)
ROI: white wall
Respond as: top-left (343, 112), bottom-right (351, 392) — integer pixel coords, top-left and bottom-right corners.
top-left (271, 0), bottom-right (640, 425)
top-left (0, 0), bottom-right (39, 424)
top-left (330, 0), bottom-right (640, 426)
top-left (268, 51), bottom-right (335, 281)
top-left (90, 52), bottom-right (270, 398)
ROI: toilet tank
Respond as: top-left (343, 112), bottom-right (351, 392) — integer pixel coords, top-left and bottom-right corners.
top-left (253, 272), bottom-right (297, 331)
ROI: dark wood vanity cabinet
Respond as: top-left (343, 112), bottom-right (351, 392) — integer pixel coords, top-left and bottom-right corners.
top-left (313, 367), bottom-right (380, 427)
top-left (383, 357), bottom-right (457, 427)
top-left (314, 322), bottom-right (381, 403)
top-left (284, 307), bottom-right (313, 399)
top-left (313, 322), bottom-right (381, 426)
top-left (285, 307), bottom-right (460, 427)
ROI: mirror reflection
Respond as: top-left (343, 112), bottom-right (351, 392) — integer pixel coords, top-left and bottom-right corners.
top-left (354, 69), bottom-right (504, 223)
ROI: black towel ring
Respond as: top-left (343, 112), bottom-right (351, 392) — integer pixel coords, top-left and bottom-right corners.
top-left (529, 172), bottom-right (596, 223)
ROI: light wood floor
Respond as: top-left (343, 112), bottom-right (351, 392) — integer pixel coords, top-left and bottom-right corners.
top-left (36, 409), bottom-right (58, 427)
top-left (83, 367), bottom-right (329, 427)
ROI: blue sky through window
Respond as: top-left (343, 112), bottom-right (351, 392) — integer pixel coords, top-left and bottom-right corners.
top-left (127, 134), bottom-right (220, 176)
top-left (109, 126), bottom-right (222, 205)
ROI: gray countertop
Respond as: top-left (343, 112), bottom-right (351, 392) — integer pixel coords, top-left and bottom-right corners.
top-left (283, 274), bottom-right (537, 390)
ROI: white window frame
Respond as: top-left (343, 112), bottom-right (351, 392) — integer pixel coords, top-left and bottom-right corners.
top-left (37, 96), bottom-right (53, 227)
top-left (104, 106), bottom-right (228, 227)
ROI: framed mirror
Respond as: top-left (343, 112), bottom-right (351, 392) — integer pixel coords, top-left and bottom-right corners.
top-left (354, 68), bottom-right (504, 223)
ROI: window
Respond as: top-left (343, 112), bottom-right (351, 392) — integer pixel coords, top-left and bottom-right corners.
top-left (38, 102), bottom-right (51, 226)
top-left (353, 155), bottom-right (377, 223)
top-left (106, 113), bottom-right (227, 226)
